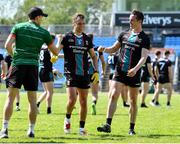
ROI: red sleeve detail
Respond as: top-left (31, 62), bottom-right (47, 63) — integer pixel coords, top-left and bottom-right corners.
top-left (10, 34), bottom-right (16, 39)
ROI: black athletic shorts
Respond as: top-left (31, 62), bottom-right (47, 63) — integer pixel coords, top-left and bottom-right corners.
top-left (158, 75), bottom-right (170, 84)
top-left (113, 69), bottom-right (141, 87)
top-left (39, 68), bottom-right (54, 82)
top-left (141, 74), bottom-right (150, 83)
top-left (109, 73), bottom-right (114, 80)
top-left (6, 65), bottom-right (38, 91)
top-left (65, 74), bottom-right (90, 89)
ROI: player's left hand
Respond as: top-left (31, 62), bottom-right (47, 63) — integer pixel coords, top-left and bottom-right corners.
top-left (91, 71), bottom-right (99, 84)
top-left (127, 68), bottom-right (137, 77)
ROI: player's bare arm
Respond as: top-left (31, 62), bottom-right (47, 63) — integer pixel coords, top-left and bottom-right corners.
top-left (128, 48), bottom-right (149, 77)
top-left (98, 41), bottom-right (121, 54)
top-left (4, 34), bottom-right (15, 56)
top-left (89, 48), bottom-right (98, 72)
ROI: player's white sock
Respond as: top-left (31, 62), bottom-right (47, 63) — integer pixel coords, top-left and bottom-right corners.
top-left (28, 123), bottom-right (35, 133)
top-left (2, 120), bottom-right (8, 130)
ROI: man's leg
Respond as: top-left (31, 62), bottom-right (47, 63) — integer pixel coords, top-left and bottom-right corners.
top-left (121, 85), bottom-right (129, 107)
top-left (140, 82), bottom-right (149, 108)
top-left (37, 83), bottom-right (47, 109)
top-left (15, 90), bottom-right (20, 111)
top-left (151, 83), bottom-right (162, 106)
top-left (44, 82), bottom-right (54, 114)
top-left (97, 81), bottom-right (122, 133)
top-left (91, 83), bottom-right (99, 115)
top-left (77, 88), bottom-right (88, 135)
top-left (64, 87), bottom-right (77, 133)
top-left (164, 83), bottom-right (172, 106)
top-left (0, 87), bottom-right (18, 138)
top-left (27, 91), bottom-right (37, 138)
top-left (128, 86), bottom-right (138, 135)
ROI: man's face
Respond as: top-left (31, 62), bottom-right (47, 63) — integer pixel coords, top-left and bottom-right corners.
top-left (74, 17), bottom-right (85, 33)
top-left (129, 14), bottom-right (141, 29)
top-left (36, 16), bottom-right (43, 25)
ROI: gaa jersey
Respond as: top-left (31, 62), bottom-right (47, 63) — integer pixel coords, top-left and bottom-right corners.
top-left (39, 46), bottom-right (53, 71)
top-left (117, 30), bottom-right (150, 73)
top-left (61, 31), bottom-right (93, 76)
top-left (157, 58), bottom-right (172, 76)
top-left (88, 46), bottom-right (103, 74)
top-left (10, 21), bottom-right (52, 66)
top-left (141, 56), bottom-right (151, 77)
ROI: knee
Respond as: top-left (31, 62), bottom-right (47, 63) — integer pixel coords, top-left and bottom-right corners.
top-left (79, 99), bottom-right (87, 107)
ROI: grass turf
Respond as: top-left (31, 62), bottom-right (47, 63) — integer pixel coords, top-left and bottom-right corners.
top-left (0, 90), bottom-right (180, 143)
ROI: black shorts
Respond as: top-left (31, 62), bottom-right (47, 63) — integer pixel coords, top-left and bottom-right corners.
top-left (109, 73), bottom-right (114, 80)
top-left (6, 65), bottom-right (38, 91)
top-left (113, 70), bottom-right (141, 87)
top-left (65, 74), bottom-right (90, 89)
top-left (158, 75), bottom-right (170, 84)
top-left (141, 74), bottom-right (150, 83)
top-left (39, 69), bottom-right (54, 82)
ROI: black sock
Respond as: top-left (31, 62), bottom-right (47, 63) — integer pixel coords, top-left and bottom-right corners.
top-left (37, 102), bottom-right (40, 107)
top-left (16, 102), bottom-right (19, 107)
top-left (106, 118), bottom-right (112, 125)
top-left (92, 100), bottom-right (97, 105)
top-left (66, 113), bottom-right (71, 119)
top-left (130, 123), bottom-right (135, 130)
top-left (80, 121), bottom-right (85, 128)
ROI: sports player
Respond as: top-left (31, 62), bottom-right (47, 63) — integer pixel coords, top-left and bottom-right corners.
top-left (0, 7), bottom-right (60, 138)
top-left (60, 13), bottom-right (98, 135)
top-left (37, 34), bottom-right (60, 114)
top-left (87, 33), bottom-right (106, 115)
top-left (151, 50), bottom-right (172, 106)
top-left (3, 54), bottom-right (21, 111)
top-left (97, 10), bottom-right (150, 135)
top-left (108, 53), bottom-right (129, 107)
top-left (140, 55), bottom-right (154, 108)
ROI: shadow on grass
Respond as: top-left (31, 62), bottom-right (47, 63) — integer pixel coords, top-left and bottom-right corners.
top-left (140, 134), bottom-right (180, 139)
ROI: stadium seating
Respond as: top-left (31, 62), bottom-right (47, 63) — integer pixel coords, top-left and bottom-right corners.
top-left (164, 36), bottom-right (180, 55)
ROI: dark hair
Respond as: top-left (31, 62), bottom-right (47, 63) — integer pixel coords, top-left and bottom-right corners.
top-left (155, 50), bottom-right (161, 56)
top-left (72, 13), bottom-right (85, 24)
top-left (131, 9), bottom-right (144, 23)
top-left (87, 33), bottom-right (93, 41)
top-left (164, 50), bottom-right (170, 55)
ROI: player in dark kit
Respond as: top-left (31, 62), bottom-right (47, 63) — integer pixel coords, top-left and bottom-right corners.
top-left (60, 13), bottom-right (98, 135)
top-left (37, 34), bottom-right (59, 114)
top-left (108, 53), bottom-right (129, 107)
top-left (87, 34), bottom-right (106, 115)
top-left (140, 55), bottom-right (154, 108)
top-left (151, 50), bottom-right (172, 106)
top-left (4, 54), bottom-right (21, 111)
top-left (97, 10), bottom-right (150, 135)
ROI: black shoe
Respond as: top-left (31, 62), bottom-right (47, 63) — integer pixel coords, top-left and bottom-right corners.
top-left (155, 101), bottom-right (160, 106)
top-left (0, 129), bottom-right (8, 139)
top-left (141, 103), bottom-right (148, 108)
top-left (129, 129), bottom-right (136, 135)
top-left (167, 101), bottom-right (171, 107)
top-left (27, 131), bottom-right (35, 138)
top-left (47, 107), bottom-right (52, 114)
top-left (97, 124), bottom-right (111, 133)
top-left (123, 102), bottom-right (130, 107)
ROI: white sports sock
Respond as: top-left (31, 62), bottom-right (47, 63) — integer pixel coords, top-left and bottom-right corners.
top-left (2, 120), bottom-right (9, 130)
top-left (28, 124), bottom-right (35, 133)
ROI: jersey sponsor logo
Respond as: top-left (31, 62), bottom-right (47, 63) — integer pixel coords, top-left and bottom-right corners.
top-left (85, 40), bottom-right (89, 45)
top-left (68, 39), bottom-right (74, 42)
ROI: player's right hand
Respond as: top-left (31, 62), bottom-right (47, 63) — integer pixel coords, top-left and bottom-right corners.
top-left (50, 55), bottom-right (58, 63)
